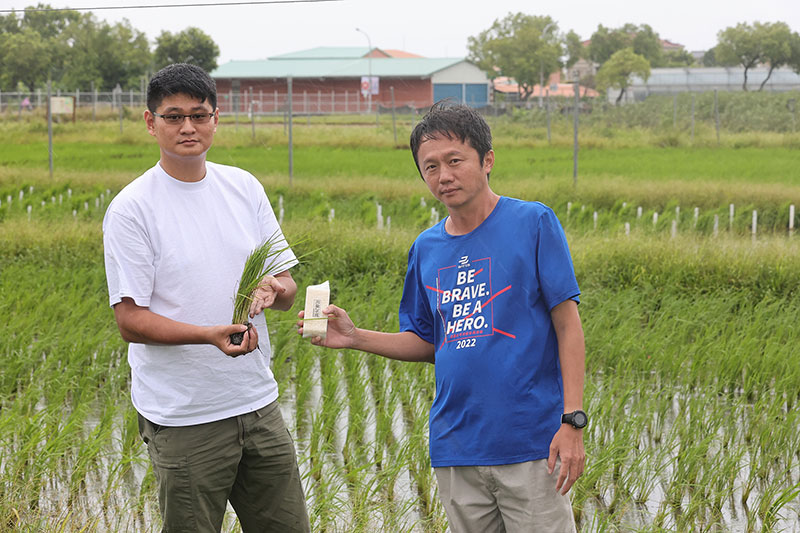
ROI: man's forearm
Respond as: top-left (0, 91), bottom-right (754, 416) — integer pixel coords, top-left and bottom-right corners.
top-left (551, 300), bottom-right (586, 412)
top-left (558, 333), bottom-right (585, 412)
top-left (351, 329), bottom-right (435, 363)
top-left (114, 302), bottom-right (212, 345)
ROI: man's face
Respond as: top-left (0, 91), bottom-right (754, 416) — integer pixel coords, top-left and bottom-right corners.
top-left (416, 135), bottom-right (494, 212)
top-left (144, 93), bottom-right (218, 162)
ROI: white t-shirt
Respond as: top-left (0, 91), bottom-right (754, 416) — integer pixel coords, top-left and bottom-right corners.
top-left (103, 161), bottom-right (297, 426)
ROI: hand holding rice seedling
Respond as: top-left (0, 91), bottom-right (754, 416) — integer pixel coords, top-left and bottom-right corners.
top-left (230, 230), bottom-right (297, 346)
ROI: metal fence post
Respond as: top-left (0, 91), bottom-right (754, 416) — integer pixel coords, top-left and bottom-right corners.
top-left (573, 81), bottom-right (579, 187)
top-left (714, 89), bottom-right (720, 146)
top-left (48, 79), bottom-right (53, 179)
top-left (390, 86), bottom-right (397, 145)
top-left (288, 77), bottom-right (293, 185)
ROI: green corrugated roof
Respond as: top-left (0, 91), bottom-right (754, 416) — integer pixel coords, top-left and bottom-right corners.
top-left (211, 57), bottom-right (467, 79)
top-left (269, 47), bottom-right (370, 59)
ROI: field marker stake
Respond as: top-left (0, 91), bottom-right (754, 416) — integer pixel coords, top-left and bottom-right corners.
top-left (789, 205), bottom-right (795, 236)
top-left (653, 212), bottom-right (658, 226)
top-left (729, 204), bottom-right (735, 231)
top-left (625, 222), bottom-right (630, 236)
top-left (693, 207), bottom-right (699, 228)
top-left (752, 210), bottom-right (757, 241)
top-left (593, 211), bottom-right (598, 230)
top-left (671, 220), bottom-right (677, 238)
top-left (637, 206), bottom-right (642, 218)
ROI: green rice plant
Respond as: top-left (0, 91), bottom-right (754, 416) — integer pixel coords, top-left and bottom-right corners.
top-left (230, 230), bottom-right (299, 344)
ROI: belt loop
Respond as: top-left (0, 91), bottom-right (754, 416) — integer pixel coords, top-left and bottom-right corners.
top-left (237, 415), bottom-right (244, 446)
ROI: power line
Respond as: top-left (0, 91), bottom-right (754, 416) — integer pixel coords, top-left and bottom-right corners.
top-left (0, 0), bottom-right (341, 14)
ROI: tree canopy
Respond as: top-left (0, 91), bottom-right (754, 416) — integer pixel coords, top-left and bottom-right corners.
top-left (588, 24), bottom-right (664, 67)
top-left (595, 48), bottom-right (651, 104)
top-left (0, 3), bottom-right (220, 91)
top-left (715, 21), bottom-right (800, 90)
top-left (154, 27), bottom-right (219, 73)
top-left (467, 13), bottom-right (565, 101)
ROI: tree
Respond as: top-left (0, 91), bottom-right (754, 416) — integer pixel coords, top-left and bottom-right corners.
top-left (714, 22), bottom-right (797, 91)
top-left (702, 47), bottom-right (718, 67)
top-left (467, 13), bottom-right (563, 102)
top-left (154, 27), bottom-right (220, 73)
top-left (58, 16), bottom-right (151, 90)
top-left (790, 33), bottom-right (800, 74)
top-left (0, 28), bottom-right (52, 90)
top-left (756, 22), bottom-right (798, 90)
top-left (564, 29), bottom-right (584, 70)
top-left (588, 23), bottom-right (664, 67)
top-left (595, 48), bottom-right (650, 104)
top-left (663, 48), bottom-right (695, 67)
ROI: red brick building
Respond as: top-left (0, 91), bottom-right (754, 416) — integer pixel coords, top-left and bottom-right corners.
top-left (211, 47), bottom-right (490, 114)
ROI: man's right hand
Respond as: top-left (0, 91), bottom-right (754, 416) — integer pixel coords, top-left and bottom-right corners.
top-left (297, 304), bottom-right (356, 349)
top-left (211, 323), bottom-right (259, 357)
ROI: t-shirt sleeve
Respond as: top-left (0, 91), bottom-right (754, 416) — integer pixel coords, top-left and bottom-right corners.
top-left (536, 207), bottom-right (580, 311)
top-left (398, 243), bottom-right (435, 344)
top-left (103, 209), bottom-right (155, 308)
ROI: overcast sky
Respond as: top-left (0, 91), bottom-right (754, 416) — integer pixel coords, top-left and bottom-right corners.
top-left (2, 0), bottom-right (799, 64)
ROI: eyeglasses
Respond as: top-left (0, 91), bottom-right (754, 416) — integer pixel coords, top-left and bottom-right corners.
top-left (153, 112), bottom-right (215, 125)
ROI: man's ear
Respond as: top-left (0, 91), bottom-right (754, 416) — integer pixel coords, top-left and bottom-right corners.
top-left (144, 109), bottom-right (156, 136)
top-left (483, 149), bottom-right (495, 176)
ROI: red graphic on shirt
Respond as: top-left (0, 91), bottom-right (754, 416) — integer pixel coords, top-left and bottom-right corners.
top-left (425, 257), bottom-right (513, 347)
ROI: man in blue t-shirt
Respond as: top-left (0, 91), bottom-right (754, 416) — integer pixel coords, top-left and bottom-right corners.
top-left (300, 102), bottom-right (586, 532)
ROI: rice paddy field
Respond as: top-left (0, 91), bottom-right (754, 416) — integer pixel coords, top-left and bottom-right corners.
top-left (2, 106), bottom-right (800, 532)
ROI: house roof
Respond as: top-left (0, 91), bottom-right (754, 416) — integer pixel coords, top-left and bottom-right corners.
top-left (383, 49), bottom-right (424, 58)
top-left (269, 47), bottom-right (371, 60)
top-left (211, 57), bottom-right (468, 79)
top-left (268, 46), bottom-right (409, 60)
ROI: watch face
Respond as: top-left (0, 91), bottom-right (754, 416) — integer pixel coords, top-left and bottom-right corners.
top-left (573, 411), bottom-right (587, 428)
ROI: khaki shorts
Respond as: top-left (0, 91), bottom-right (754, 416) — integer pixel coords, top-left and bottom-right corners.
top-left (138, 401), bottom-right (310, 533)
top-left (434, 459), bottom-right (577, 533)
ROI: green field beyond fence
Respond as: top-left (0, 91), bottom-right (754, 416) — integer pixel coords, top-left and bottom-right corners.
top-left (1, 111), bottom-right (799, 532)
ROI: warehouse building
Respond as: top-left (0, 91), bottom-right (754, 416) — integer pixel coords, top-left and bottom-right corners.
top-left (210, 47), bottom-right (490, 114)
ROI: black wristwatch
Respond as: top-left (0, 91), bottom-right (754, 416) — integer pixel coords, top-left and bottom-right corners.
top-left (562, 410), bottom-right (588, 429)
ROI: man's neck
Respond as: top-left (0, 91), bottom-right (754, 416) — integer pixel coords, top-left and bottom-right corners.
top-left (444, 191), bottom-right (501, 236)
top-left (159, 154), bottom-right (207, 183)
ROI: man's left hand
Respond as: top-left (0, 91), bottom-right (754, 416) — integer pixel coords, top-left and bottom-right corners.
top-left (249, 275), bottom-right (286, 318)
top-left (547, 425), bottom-right (585, 495)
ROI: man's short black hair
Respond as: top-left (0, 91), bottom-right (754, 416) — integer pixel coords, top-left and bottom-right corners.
top-left (409, 100), bottom-right (493, 178)
top-left (146, 63), bottom-right (217, 112)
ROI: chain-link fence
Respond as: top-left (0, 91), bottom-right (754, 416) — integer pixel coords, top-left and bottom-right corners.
top-left (2, 87), bottom-right (799, 134)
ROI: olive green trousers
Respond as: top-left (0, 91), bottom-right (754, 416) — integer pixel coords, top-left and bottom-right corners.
top-left (138, 401), bottom-right (310, 533)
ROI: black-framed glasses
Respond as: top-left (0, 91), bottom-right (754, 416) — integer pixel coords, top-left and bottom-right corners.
top-left (153, 112), bottom-right (215, 125)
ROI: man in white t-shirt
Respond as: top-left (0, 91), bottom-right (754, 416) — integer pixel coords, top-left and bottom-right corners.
top-left (103, 63), bottom-right (310, 532)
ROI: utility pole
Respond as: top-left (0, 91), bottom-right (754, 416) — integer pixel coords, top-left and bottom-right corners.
top-left (538, 21), bottom-right (556, 109)
top-left (356, 27), bottom-right (373, 116)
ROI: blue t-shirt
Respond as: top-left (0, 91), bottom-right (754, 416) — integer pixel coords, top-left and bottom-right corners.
top-left (399, 197), bottom-right (580, 467)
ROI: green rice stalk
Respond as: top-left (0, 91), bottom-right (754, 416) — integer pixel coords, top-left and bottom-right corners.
top-left (228, 230), bottom-right (313, 348)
